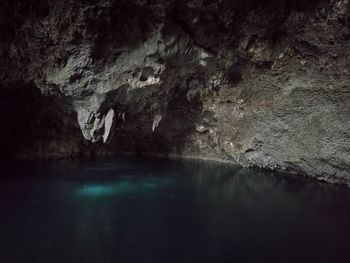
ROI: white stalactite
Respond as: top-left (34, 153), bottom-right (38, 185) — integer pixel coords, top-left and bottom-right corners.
top-left (152, 113), bottom-right (162, 132)
top-left (103, 109), bottom-right (116, 144)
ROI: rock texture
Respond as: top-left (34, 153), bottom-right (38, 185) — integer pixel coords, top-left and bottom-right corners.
top-left (0, 0), bottom-right (349, 184)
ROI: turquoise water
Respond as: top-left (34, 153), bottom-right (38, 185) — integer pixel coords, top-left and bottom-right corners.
top-left (0, 157), bottom-right (350, 263)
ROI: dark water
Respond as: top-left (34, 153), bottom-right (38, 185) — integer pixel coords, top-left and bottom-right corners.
top-left (0, 157), bottom-right (350, 263)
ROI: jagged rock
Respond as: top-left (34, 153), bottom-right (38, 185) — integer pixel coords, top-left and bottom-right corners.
top-left (91, 114), bottom-right (105, 143)
top-left (77, 109), bottom-right (94, 141)
top-left (0, 0), bottom-right (350, 185)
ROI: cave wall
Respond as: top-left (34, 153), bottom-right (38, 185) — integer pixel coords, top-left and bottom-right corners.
top-left (0, 81), bottom-right (85, 158)
top-left (0, 0), bottom-right (349, 184)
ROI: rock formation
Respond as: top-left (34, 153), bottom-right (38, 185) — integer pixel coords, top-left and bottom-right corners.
top-left (0, 0), bottom-right (349, 185)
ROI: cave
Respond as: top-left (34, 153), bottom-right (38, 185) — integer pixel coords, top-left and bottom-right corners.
top-left (0, 0), bottom-right (350, 262)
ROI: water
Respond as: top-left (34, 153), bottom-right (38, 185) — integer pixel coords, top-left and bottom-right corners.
top-left (0, 157), bottom-right (350, 263)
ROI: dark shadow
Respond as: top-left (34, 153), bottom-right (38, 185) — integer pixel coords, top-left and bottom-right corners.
top-left (99, 83), bottom-right (204, 157)
top-left (0, 81), bottom-right (84, 159)
top-left (90, 0), bottom-right (162, 62)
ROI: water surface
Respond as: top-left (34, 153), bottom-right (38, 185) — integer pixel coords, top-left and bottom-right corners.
top-left (1, 157), bottom-right (350, 263)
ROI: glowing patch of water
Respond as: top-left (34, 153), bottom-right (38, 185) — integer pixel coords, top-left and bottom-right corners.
top-left (77, 177), bottom-right (173, 197)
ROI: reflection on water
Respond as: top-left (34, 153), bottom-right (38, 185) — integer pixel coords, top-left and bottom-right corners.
top-left (0, 156), bottom-right (350, 263)
top-left (77, 177), bottom-right (173, 197)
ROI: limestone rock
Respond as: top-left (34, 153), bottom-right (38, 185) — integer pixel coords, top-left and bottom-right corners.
top-left (152, 113), bottom-right (162, 132)
top-left (1, 0), bottom-right (350, 185)
top-left (103, 109), bottom-right (116, 144)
